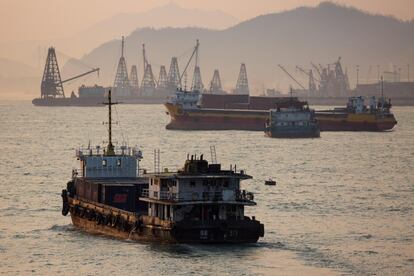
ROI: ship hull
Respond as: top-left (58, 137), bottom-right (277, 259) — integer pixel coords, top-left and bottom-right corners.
top-left (32, 97), bottom-right (104, 106)
top-left (165, 103), bottom-right (397, 132)
top-left (66, 197), bottom-right (263, 244)
top-left (32, 96), bottom-right (169, 107)
top-left (165, 103), bottom-right (267, 131)
top-left (316, 112), bottom-right (397, 131)
top-left (265, 126), bottom-right (320, 138)
top-left (70, 214), bottom-right (176, 243)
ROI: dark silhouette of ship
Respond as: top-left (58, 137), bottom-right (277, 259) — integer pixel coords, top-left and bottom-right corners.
top-left (61, 90), bottom-right (264, 243)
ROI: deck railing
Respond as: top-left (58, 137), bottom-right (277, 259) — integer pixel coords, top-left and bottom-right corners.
top-left (76, 146), bottom-right (142, 158)
top-left (140, 189), bottom-right (254, 203)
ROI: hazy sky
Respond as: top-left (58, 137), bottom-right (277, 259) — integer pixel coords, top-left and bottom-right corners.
top-left (1, 0), bottom-right (413, 43)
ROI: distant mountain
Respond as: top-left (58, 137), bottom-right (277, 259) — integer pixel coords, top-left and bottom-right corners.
top-left (0, 2), bottom-right (238, 98)
top-left (0, 3), bottom-right (238, 69)
top-left (78, 2), bottom-right (414, 94)
top-left (58, 2), bottom-right (239, 57)
top-left (0, 58), bottom-right (39, 78)
top-left (0, 58), bottom-right (39, 98)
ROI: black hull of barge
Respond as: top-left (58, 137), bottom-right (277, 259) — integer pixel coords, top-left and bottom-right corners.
top-left (66, 197), bottom-right (263, 244)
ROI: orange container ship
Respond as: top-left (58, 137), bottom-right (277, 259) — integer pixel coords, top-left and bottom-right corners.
top-left (165, 92), bottom-right (397, 131)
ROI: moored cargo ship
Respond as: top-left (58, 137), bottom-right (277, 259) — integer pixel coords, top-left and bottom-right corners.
top-left (315, 96), bottom-right (397, 131)
top-left (165, 91), bottom-right (397, 131)
top-left (61, 90), bottom-right (264, 243)
top-left (165, 90), bottom-right (305, 131)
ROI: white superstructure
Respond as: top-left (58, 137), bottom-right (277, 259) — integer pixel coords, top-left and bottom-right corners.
top-left (76, 146), bottom-right (142, 179)
top-left (167, 89), bottom-right (201, 110)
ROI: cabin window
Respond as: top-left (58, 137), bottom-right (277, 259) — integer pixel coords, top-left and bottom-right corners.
top-left (224, 180), bottom-right (229, 187)
top-left (117, 159), bottom-right (122, 166)
top-left (190, 181), bottom-right (195, 187)
top-left (102, 159), bottom-right (107, 166)
top-left (202, 180), bottom-right (208, 186)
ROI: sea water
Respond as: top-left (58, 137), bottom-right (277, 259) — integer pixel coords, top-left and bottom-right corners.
top-left (0, 102), bottom-right (413, 275)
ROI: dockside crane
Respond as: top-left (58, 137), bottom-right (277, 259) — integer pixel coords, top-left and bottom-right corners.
top-left (40, 47), bottom-right (99, 98)
top-left (61, 68), bottom-right (100, 84)
top-left (278, 64), bottom-right (306, 90)
top-left (179, 39), bottom-right (203, 91)
top-left (296, 65), bottom-right (318, 96)
top-left (296, 66), bottom-right (320, 83)
top-left (311, 62), bottom-right (322, 79)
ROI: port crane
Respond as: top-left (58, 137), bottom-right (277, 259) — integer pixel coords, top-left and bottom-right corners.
top-left (61, 68), bottom-right (100, 84)
top-left (311, 62), bottom-right (322, 79)
top-left (278, 64), bottom-right (306, 90)
top-left (179, 39), bottom-right (203, 91)
top-left (41, 47), bottom-right (99, 98)
top-left (296, 66), bottom-right (320, 83)
top-left (296, 65), bottom-right (318, 95)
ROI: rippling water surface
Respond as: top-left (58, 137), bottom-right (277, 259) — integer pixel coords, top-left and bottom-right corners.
top-left (0, 102), bottom-right (413, 275)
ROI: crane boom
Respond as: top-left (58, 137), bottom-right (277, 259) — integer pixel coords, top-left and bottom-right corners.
top-left (278, 64), bottom-right (306, 90)
top-left (61, 68), bottom-right (99, 84)
top-left (311, 62), bottom-right (322, 78)
top-left (179, 40), bottom-right (199, 84)
top-left (296, 66), bottom-right (320, 83)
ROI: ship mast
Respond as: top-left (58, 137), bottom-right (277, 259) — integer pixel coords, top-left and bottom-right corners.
top-left (104, 90), bottom-right (118, 156)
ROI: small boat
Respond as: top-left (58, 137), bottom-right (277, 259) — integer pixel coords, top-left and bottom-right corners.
top-left (265, 179), bottom-right (276, 186)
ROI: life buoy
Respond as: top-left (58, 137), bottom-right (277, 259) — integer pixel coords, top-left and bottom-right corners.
top-left (104, 215), bottom-right (111, 226)
top-left (88, 210), bottom-right (95, 221)
top-left (117, 217), bottom-right (125, 231)
top-left (111, 215), bottom-right (119, 227)
top-left (73, 205), bottom-right (80, 215)
top-left (96, 213), bottom-right (103, 225)
top-left (80, 208), bottom-right (86, 218)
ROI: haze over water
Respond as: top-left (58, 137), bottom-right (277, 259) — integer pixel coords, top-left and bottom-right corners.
top-left (0, 102), bottom-right (413, 275)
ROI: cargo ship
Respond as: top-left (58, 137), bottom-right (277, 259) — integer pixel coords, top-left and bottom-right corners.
top-left (165, 90), bottom-right (305, 131)
top-left (316, 96), bottom-right (397, 131)
top-left (165, 90), bottom-right (397, 132)
top-left (32, 85), bottom-right (107, 106)
top-left (61, 90), bottom-right (264, 243)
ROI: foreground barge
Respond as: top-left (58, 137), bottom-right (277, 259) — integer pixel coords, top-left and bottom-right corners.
top-left (61, 90), bottom-right (264, 243)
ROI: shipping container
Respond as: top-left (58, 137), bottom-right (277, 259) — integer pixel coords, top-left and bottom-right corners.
top-left (75, 179), bottom-right (148, 213)
top-left (75, 179), bottom-right (101, 202)
top-left (101, 184), bottom-right (137, 212)
top-left (201, 94), bottom-right (249, 109)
